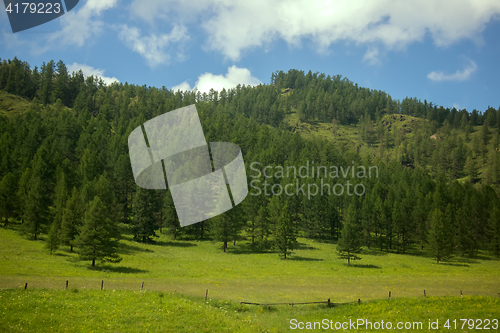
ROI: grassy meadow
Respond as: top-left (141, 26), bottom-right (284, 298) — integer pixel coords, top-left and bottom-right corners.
top-left (1, 223), bottom-right (500, 331)
top-left (1, 289), bottom-right (499, 332)
top-left (1, 225), bottom-right (499, 302)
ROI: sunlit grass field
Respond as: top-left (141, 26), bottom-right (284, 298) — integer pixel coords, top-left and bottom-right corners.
top-left (0, 225), bottom-right (499, 304)
top-left (1, 289), bottom-right (499, 332)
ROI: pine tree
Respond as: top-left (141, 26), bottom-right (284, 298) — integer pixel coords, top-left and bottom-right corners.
top-left (212, 210), bottom-right (233, 253)
top-left (60, 188), bottom-right (80, 252)
top-left (23, 147), bottom-right (51, 240)
top-left (39, 60), bottom-right (54, 106)
top-left (75, 196), bottom-right (121, 267)
top-left (489, 203), bottom-right (500, 258)
top-left (46, 221), bottom-right (59, 255)
top-left (163, 191), bottom-right (182, 239)
top-left (0, 172), bottom-right (17, 228)
top-left (53, 169), bottom-right (68, 228)
top-left (455, 208), bottom-right (475, 256)
top-left (255, 205), bottom-right (271, 251)
top-left (428, 206), bottom-right (453, 264)
top-left (337, 203), bottom-right (361, 265)
top-left (132, 187), bottom-right (158, 242)
top-left (464, 156), bottom-right (478, 182)
top-left (274, 205), bottom-right (297, 259)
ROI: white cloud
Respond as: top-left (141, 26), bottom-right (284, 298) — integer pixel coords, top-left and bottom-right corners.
top-left (171, 81), bottom-right (192, 92)
top-left (129, 0), bottom-right (500, 61)
top-left (363, 47), bottom-right (380, 65)
top-left (49, 0), bottom-right (118, 47)
top-left (427, 60), bottom-right (478, 82)
top-left (67, 63), bottom-right (119, 85)
top-left (172, 66), bottom-right (261, 93)
top-left (118, 24), bottom-right (189, 67)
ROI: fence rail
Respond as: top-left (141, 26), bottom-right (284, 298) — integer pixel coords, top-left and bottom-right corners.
top-left (240, 299), bottom-right (361, 307)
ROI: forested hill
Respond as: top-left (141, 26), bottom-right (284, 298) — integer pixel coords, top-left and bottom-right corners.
top-left (0, 57), bottom-right (499, 263)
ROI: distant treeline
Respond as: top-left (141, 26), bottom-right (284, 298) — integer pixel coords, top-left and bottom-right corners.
top-left (271, 69), bottom-right (500, 127)
top-left (0, 58), bottom-right (499, 265)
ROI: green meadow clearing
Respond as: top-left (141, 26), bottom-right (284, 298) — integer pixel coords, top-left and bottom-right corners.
top-left (1, 225), bottom-right (500, 331)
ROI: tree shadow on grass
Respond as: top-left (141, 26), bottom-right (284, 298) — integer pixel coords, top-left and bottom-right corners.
top-left (226, 242), bottom-right (271, 254)
top-left (153, 241), bottom-right (197, 248)
top-left (351, 264), bottom-right (381, 269)
top-left (451, 257), bottom-right (480, 264)
top-left (295, 242), bottom-right (317, 250)
top-left (88, 266), bottom-right (148, 274)
top-left (287, 256), bottom-right (323, 262)
top-left (118, 243), bottom-right (154, 254)
top-left (437, 262), bottom-right (470, 267)
top-left (229, 248), bottom-right (258, 255)
top-left (361, 249), bottom-right (389, 257)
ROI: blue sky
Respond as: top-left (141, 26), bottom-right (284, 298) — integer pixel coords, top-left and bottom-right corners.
top-left (1, 0), bottom-right (500, 113)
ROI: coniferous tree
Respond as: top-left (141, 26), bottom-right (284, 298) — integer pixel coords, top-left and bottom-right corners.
top-left (455, 207), bottom-right (475, 256)
top-left (255, 205), bottom-right (271, 251)
top-left (132, 187), bottom-right (158, 242)
top-left (23, 147), bottom-right (51, 240)
top-left (212, 210), bottom-right (233, 253)
top-left (274, 205), bottom-right (297, 259)
top-left (428, 206), bottom-right (453, 264)
top-left (60, 188), bottom-right (80, 252)
top-left (75, 196), bottom-right (121, 267)
top-left (337, 203), bottom-right (361, 265)
top-left (45, 221), bottom-right (59, 255)
top-left (163, 191), bottom-right (181, 239)
top-left (53, 169), bottom-right (68, 228)
top-left (0, 172), bottom-right (17, 228)
top-left (464, 156), bottom-right (478, 182)
top-left (488, 203), bottom-right (500, 258)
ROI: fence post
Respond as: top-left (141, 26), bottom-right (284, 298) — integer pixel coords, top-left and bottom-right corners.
top-left (327, 299), bottom-right (330, 307)
top-left (424, 290), bottom-right (426, 297)
top-left (460, 290), bottom-right (463, 297)
top-left (389, 291), bottom-right (391, 299)
top-left (24, 283), bottom-right (27, 290)
top-left (66, 281), bottom-right (68, 290)
top-left (101, 280), bottom-right (103, 290)
top-left (205, 289), bottom-right (208, 301)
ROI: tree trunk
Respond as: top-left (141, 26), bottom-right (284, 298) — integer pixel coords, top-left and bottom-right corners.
top-left (347, 257), bottom-right (350, 266)
top-left (223, 240), bottom-right (227, 252)
top-left (92, 259), bottom-right (95, 267)
top-left (70, 245), bottom-right (73, 252)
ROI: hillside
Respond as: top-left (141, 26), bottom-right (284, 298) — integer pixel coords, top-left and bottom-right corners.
top-left (0, 58), bottom-right (499, 290)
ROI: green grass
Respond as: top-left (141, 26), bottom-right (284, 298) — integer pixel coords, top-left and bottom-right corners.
top-left (0, 289), bottom-right (499, 332)
top-left (1, 225), bottom-right (499, 304)
top-left (0, 90), bottom-right (31, 117)
top-left (284, 111), bottom-right (426, 160)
